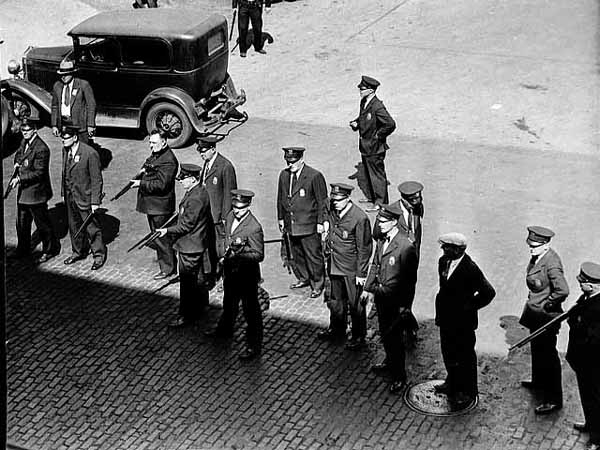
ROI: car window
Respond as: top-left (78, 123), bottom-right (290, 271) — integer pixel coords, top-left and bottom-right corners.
top-left (208, 31), bottom-right (225, 57)
top-left (75, 37), bottom-right (119, 67)
top-left (120, 38), bottom-right (170, 69)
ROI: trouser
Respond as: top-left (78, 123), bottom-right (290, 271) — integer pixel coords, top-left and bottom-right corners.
top-left (361, 153), bottom-right (388, 204)
top-left (215, 222), bottom-right (226, 260)
top-left (238, 3), bottom-right (263, 52)
top-left (440, 327), bottom-right (478, 397)
top-left (146, 214), bottom-right (176, 274)
top-left (218, 275), bottom-right (263, 351)
top-left (574, 368), bottom-right (600, 444)
top-left (16, 202), bottom-right (60, 255)
top-left (177, 251), bottom-right (210, 322)
top-left (328, 275), bottom-right (366, 339)
top-left (375, 299), bottom-right (406, 382)
top-left (65, 191), bottom-right (105, 262)
top-left (530, 328), bottom-right (563, 405)
top-left (289, 233), bottom-right (324, 291)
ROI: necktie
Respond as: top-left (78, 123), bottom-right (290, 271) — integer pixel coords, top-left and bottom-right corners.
top-left (201, 160), bottom-right (209, 185)
top-left (529, 255), bottom-right (539, 266)
top-left (442, 258), bottom-right (452, 280)
top-left (64, 84), bottom-right (71, 106)
top-left (289, 172), bottom-right (296, 196)
top-left (407, 210), bottom-right (414, 233)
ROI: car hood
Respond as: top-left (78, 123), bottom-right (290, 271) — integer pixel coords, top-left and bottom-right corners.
top-left (25, 45), bottom-right (72, 63)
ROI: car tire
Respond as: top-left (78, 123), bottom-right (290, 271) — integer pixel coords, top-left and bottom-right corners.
top-left (145, 102), bottom-right (193, 149)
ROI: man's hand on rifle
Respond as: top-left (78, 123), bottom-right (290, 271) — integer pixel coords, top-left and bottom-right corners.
top-left (356, 277), bottom-right (366, 287)
top-left (360, 290), bottom-right (374, 305)
top-left (88, 127), bottom-right (96, 138)
top-left (156, 228), bottom-right (167, 237)
top-left (52, 126), bottom-right (60, 137)
top-left (318, 221), bottom-right (329, 242)
top-left (131, 179), bottom-right (141, 188)
top-left (278, 220), bottom-right (284, 233)
top-left (91, 204), bottom-right (99, 213)
top-left (9, 176), bottom-right (20, 189)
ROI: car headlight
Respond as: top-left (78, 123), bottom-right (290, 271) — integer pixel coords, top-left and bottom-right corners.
top-left (7, 59), bottom-right (21, 75)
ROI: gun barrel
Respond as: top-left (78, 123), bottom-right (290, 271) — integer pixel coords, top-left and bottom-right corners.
top-left (111, 180), bottom-right (134, 201)
top-left (509, 309), bottom-right (572, 351)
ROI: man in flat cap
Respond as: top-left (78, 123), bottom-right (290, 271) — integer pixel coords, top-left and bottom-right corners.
top-left (132, 129), bottom-right (178, 280)
top-left (567, 262), bottom-right (600, 450)
top-left (277, 147), bottom-right (328, 298)
top-left (434, 233), bottom-right (495, 409)
top-left (8, 120), bottom-right (60, 263)
top-left (61, 126), bottom-right (106, 270)
top-left (519, 226), bottom-right (569, 415)
top-left (349, 75), bottom-right (396, 206)
top-left (51, 61), bottom-right (96, 144)
top-left (207, 189), bottom-right (265, 360)
top-left (360, 203), bottom-right (418, 393)
top-left (318, 183), bottom-right (372, 348)
top-left (157, 164), bottom-right (218, 328)
top-left (196, 135), bottom-right (238, 261)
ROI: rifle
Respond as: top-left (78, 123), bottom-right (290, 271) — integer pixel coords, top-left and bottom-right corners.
top-left (110, 165), bottom-right (152, 201)
top-left (127, 212), bottom-right (178, 252)
top-left (3, 165), bottom-right (19, 200)
top-left (281, 231), bottom-right (293, 274)
top-left (229, 9), bottom-right (237, 41)
top-left (509, 303), bottom-right (580, 352)
top-left (152, 275), bottom-right (179, 294)
top-left (73, 193), bottom-right (106, 240)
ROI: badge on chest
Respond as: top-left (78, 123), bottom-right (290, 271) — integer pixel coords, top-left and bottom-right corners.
top-left (299, 188), bottom-right (305, 197)
top-left (212, 176), bottom-right (218, 185)
top-left (389, 256), bottom-right (395, 266)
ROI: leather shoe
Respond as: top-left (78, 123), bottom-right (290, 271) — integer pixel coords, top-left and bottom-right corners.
top-left (389, 380), bottom-right (407, 394)
top-left (317, 329), bottom-right (343, 341)
top-left (434, 381), bottom-right (450, 394)
top-left (520, 379), bottom-right (535, 389)
top-left (91, 259), bottom-right (106, 271)
top-left (345, 338), bottom-right (366, 350)
top-left (153, 271), bottom-right (172, 280)
top-left (309, 289), bottom-right (322, 298)
top-left (239, 348), bottom-right (260, 360)
top-left (370, 362), bottom-right (389, 374)
top-left (573, 422), bottom-right (589, 432)
top-left (290, 280), bottom-right (310, 289)
top-left (586, 441), bottom-right (600, 450)
top-left (534, 403), bottom-right (562, 415)
top-left (240, 52), bottom-right (247, 58)
top-left (37, 253), bottom-right (56, 264)
top-left (449, 393), bottom-right (475, 409)
top-left (168, 317), bottom-right (194, 328)
top-left (64, 255), bottom-right (85, 265)
top-left (256, 48), bottom-right (267, 54)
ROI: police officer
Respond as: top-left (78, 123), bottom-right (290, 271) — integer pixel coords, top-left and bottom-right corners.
top-left (276, 147), bottom-right (328, 298)
top-left (196, 136), bottom-right (237, 260)
top-left (9, 120), bottom-right (60, 263)
top-left (157, 164), bottom-right (218, 328)
top-left (360, 204), bottom-right (418, 394)
top-left (519, 226), bottom-right (569, 414)
top-left (61, 126), bottom-right (106, 270)
top-left (567, 262), bottom-right (600, 450)
top-left (232, 0), bottom-right (271, 57)
top-left (349, 75), bottom-right (396, 206)
top-left (133, 129), bottom-right (178, 279)
top-left (318, 183), bottom-right (372, 349)
top-left (207, 189), bottom-right (265, 360)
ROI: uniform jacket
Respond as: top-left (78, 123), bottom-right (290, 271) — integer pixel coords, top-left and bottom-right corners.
top-left (435, 254), bottom-right (496, 330)
top-left (232, 0), bottom-right (271, 7)
top-left (136, 146), bottom-right (178, 215)
top-left (365, 230), bottom-right (418, 307)
top-left (14, 134), bottom-right (53, 205)
top-left (167, 183), bottom-right (216, 254)
top-left (328, 203), bottom-right (372, 278)
top-left (223, 210), bottom-right (264, 283)
top-left (61, 142), bottom-right (103, 209)
top-left (202, 153), bottom-right (237, 225)
top-left (51, 78), bottom-right (97, 131)
top-left (566, 292), bottom-right (600, 371)
top-left (277, 164), bottom-right (328, 236)
top-left (519, 248), bottom-right (569, 330)
top-left (354, 96), bottom-right (396, 156)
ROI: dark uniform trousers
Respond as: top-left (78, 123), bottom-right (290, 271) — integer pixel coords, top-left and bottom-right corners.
top-left (530, 328), bottom-right (562, 405)
top-left (575, 368), bottom-right (600, 443)
top-left (361, 154), bottom-right (388, 205)
top-left (17, 203), bottom-right (58, 255)
top-left (178, 252), bottom-right (211, 322)
top-left (375, 300), bottom-right (406, 382)
top-left (147, 214), bottom-right (176, 275)
top-left (238, 3), bottom-right (264, 53)
top-left (64, 190), bottom-right (104, 260)
top-left (329, 275), bottom-right (365, 339)
top-left (220, 274), bottom-right (263, 351)
top-left (290, 233), bottom-right (325, 291)
top-left (440, 327), bottom-right (477, 397)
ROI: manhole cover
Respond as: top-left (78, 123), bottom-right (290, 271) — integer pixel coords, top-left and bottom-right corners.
top-left (404, 380), bottom-right (478, 416)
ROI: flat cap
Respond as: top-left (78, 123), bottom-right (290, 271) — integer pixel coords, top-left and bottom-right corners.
top-left (526, 226), bottom-right (555, 245)
top-left (282, 146), bottom-right (305, 161)
top-left (438, 232), bottom-right (468, 248)
top-left (60, 126), bottom-right (78, 138)
top-left (330, 182), bottom-right (354, 200)
top-left (357, 75), bottom-right (380, 90)
top-left (398, 181), bottom-right (424, 197)
top-left (196, 135), bottom-right (219, 150)
top-left (231, 189), bottom-right (254, 207)
top-left (176, 163), bottom-right (202, 180)
top-left (577, 262), bottom-right (600, 284)
top-left (377, 203), bottom-right (403, 220)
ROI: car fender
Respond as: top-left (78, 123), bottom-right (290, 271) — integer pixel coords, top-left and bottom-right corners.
top-left (1, 78), bottom-right (52, 117)
top-left (140, 87), bottom-right (204, 133)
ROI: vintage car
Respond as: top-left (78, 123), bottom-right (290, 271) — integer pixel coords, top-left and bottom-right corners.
top-left (1, 9), bottom-right (247, 148)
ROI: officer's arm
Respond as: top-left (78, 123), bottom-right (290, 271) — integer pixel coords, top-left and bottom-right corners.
top-left (82, 80), bottom-right (97, 127)
top-left (356, 215), bottom-right (373, 278)
top-left (238, 224), bottom-right (265, 263)
top-left (50, 83), bottom-right (60, 128)
top-left (19, 145), bottom-right (50, 186)
top-left (166, 198), bottom-right (200, 237)
top-left (374, 104), bottom-right (396, 141)
top-left (547, 263), bottom-right (569, 303)
top-left (471, 264), bottom-right (496, 309)
top-left (88, 148), bottom-right (103, 205)
top-left (222, 163), bottom-right (237, 219)
top-left (313, 172), bottom-right (329, 224)
top-left (276, 172), bottom-right (286, 222)
top-left (140, 160), bottom-right (177, 195)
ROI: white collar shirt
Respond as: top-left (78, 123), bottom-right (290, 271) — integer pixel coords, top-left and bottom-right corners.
top-left (61, 80), bottom-right (74, 117)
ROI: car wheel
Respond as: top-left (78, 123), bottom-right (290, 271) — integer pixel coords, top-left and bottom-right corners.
top-left (145, 102), bottom-right (192, 148)
top-left (11, 93), bottom-right (32, 121)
